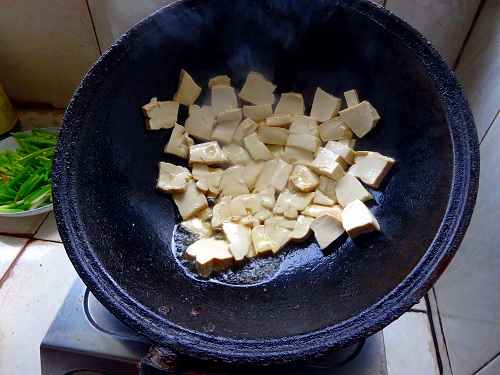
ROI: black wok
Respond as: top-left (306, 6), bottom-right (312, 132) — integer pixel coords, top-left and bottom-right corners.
top-left (53, 0), bottom-right (479, 365)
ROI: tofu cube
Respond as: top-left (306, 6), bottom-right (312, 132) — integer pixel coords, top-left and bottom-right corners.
top-left (258, 127), bottom-right (289, 145)
top-left (286, 133), bottom-right (321, 153)
top-left (310, 148), bottom-right (346, 182)
top-left (239, 72), bottom-right (276, 105)
top-left (341, 199), bottom-right (380, 238)
top-left (274, 93), bottom-right (305, 116)
top-left (189, 141), bottom-right (228, 165)
top-left (310, 88), bottom-right (342, 122)
top-left (212, 86), bottom-right (238, 115)
top-left (271, 160), bottom-right (293, 192)
top-left (324, 140), bottom-right (356, 164)
top-left (339, 101), bottom-right (380, 138)
top-left (156, 162), bottom-right (192, 193)
top-left (348, 151), bottom-right (395, 188)
top-left (318, 117), bottom-right (353, 142)
top-left (233, 118), bottom-right (258, 144)
top-left (335, 173), bottom-right (373, 207)
top-left (208, 75), bottom-right (231, 89)
top-left (173, 69), bottom-right (202, 106)
top-left (142, 98), bottom-right (179, 130)
top-left (164, 124), bottom-right (194, 159)
top-left (211, 119), bottom-right (241, 144)
top-left (310, 214), bottom-right (345, 249)
top-left (243, 104), bottom-right (273, 120)
top-left (289, 165), bottom-right (320, 193)
top-left (344, 89), bottom-right (360, 108)
top-left (172, 180), bottom-right (208, 220)
top-left (184, 105), bottom-right (215, 141)
top-left (243, 133), bottom-right (272, 161)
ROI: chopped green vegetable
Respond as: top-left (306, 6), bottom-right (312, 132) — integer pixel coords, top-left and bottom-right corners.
top-left (0, 128), bottom-right (58, 213)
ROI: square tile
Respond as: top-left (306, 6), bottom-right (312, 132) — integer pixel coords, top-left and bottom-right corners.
top-left (0, 235), bottom-right (28, 280)
top-left (0, 212), bottom-right (48, 237)
top-left (0, 240), bottom-right (77, 375)
top-left (34, 212), bottom-right (61, 243)
top-left (384, 312), bottom-right (439, 375)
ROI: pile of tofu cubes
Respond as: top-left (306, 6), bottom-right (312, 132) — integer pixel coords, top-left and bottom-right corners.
top-left (143, 70), bottom-right (395, 277)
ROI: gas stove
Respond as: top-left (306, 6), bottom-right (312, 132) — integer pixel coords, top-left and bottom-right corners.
top-left (41, 278), bottom-right (387, 374)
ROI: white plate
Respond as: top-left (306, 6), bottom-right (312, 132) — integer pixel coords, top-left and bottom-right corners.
top-left (0, 127), bottom-right (59, 217)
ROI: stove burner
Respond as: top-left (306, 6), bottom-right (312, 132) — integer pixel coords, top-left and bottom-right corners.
top-left (41, 279), bottom-right (387, 374)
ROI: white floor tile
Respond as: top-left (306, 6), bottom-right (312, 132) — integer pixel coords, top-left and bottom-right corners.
top-left (34, 212), bottom-right (61, 242)
top-left (0, 240), bottom-right (77, 375)
top-left (384, 312), bottom-right (439, 375)
top-left (0, 212), bottom-right (48, 237)
top-left (0, 235), bottom-right (28, 280)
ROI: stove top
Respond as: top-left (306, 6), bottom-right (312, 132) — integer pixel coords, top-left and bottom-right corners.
top-left (41, 279), bottom-right (387, 374)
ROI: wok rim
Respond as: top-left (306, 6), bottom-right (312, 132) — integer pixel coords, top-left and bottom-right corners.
top-left (52, 0), bottom-right (479, 364)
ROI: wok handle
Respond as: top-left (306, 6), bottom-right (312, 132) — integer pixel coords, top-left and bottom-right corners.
top-left (140, 346), bottom-right (180, 375)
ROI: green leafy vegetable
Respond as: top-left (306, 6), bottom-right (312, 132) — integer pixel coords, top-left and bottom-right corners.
top-left (0, 128), bottom-right (58, 213)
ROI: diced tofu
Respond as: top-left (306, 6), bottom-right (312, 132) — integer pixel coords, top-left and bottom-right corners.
top-left (254, 160), bottom-right (278, 192)
top-left (302, 204), bottom-right (342, 219)
top-left (348, 151), bottom-right (395, 188)
top-left (239, 72), bottom-right (276, 105)
top-left (271, 160), bottom-right (293, 192)
top-left (172, 180), bottom-right (208, 220)
top-left (242, 160), bottom-right (265, 190)
top-left (337, 138), bottom-right (356, 149)
top-left (241, 187), bottom-right (276, 222)
top-left (219, 165), bottom-right (250, 198)
top-left (191, 164), bottom-right (224, 195)
top-left (157, 162), bottom-right (192, 193)
top-left (341, 199), bottom-right (380, 238)
top-left (335, 174), bottom-right (373, 207)
top-left (233, 118), bottom-right (258, 144)
top-left (289, 115), bottom-right (319, 137)
top-left (290, 215), bottom-right (314, 240)
top-left (164, 124), bottom-right (194, 159)
top-left (242, 104), bottom-right (273, 120)
top-left (252, 225), bottom-right (273, 255)
top-left (189, 141), bottom-right (228, 165)
top-left (222, 143), bottom-right (252, 164)
top-left (211, 119), bottom-right (240, 144)
top-left (264, 214), bottom-right (297, 230)
top-left (212, 86), bottom-right (238, 115)
top-left (184, 105), bottom-right (215, 141)
top-left (173, 69), bottom-right (202, 106)
top-left (211, 196), bottom-right (247, 227)
top-left (344, 89), bottom-right (360, 108)
top-left (142, 98), bottom-right (179, 130)
top-left (274, 93), bottom-right (305, 116)
top-left (185, 238), bottom-right (234, 277)
top-left (313, 146), bottom-right (348, 170)
top-left (196, 207), bottom-right (213, 222)
top-left (216, 108), bottom-right (242, 123)
top-left (268, 145), bottom-right (285, 160)
top-left (287, 134), bottom-right (321, 153)
top-left (243, 133), bottom-right (272, 160)
top-left (310, 148), bottom-right (345, 181)
top-left (310, 88), bottom-right (342, 122)
top-left (289, 165), bottom-right (320, 193)
top-left (317, 176), bottom-right (338, 202)
top-left (208, 75), bottom-right (231, 89)
top-left (283, 146), bottom-right (314, 165)
top-left (273, 189), bottom-right (315, 219)
top-left (339, 101), bottom-right (380, 138)
top-left (264, 220), bottom-right (292, 253)
top-left (310, 214), bottom-right (345, 249)
top-left (222, 222), bottom-right (253, 261)
top-left (265, 115), bottom-right (293, 127)
top-left (324, 140), bottom-right (355, 164)
top-left (258, 127), bottom-right (289, 145)
top-left (181, 217), bottom-right (213, 238)
top-left (313, 189), bottom-right (335, 206)
top-left (318, 117), bottom-right (353, 142)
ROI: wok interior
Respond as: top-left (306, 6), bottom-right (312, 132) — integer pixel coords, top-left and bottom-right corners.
top-left (70, 0), bottom-right (452, 341)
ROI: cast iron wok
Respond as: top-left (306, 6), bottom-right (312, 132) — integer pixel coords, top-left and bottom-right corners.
top-left (53, 0), bottom-right (479, 365)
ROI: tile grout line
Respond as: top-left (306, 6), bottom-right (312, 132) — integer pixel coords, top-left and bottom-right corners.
top-left (472, 353), bottom-right (500, 374)
top-left (425, 293), bottom-right (444, 374)
top-left (452, 0), bottom-right (486, 70)
top-left (479, 109), bottom-right (499, 145)
top-left (431, 289), bottom-right (454, 374)
top-left (85, 0), bottom-right (103, 55)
